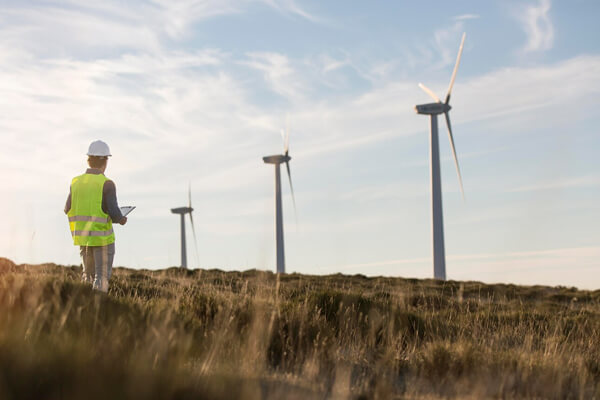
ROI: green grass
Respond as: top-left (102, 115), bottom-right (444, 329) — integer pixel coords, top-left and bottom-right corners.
top-left (0, 257), bottom-right (599, 399)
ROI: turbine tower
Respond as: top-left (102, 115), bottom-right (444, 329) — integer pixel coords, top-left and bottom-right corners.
top-left (263, 119), bottom-right (296, 274)
top-left (171, 186), bottom-right (199, 269)
top-left (415, 33), bottom-right (466, 280)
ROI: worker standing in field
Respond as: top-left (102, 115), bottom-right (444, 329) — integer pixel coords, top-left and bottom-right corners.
top-left (64, 140), bottom-right (127, 293)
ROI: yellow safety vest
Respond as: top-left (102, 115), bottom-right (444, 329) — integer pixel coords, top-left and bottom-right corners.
top-left (67, 173), bottom-right (115, 246)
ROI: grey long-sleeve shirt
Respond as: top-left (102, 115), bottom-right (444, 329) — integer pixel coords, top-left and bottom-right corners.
top-left (64, 168), bottom-right (124, 222)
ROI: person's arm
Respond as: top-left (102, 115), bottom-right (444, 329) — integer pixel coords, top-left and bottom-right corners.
top-left (64, 187), bottom-right (72, 214)
top-left (103, 180), bottom-right (126, 225)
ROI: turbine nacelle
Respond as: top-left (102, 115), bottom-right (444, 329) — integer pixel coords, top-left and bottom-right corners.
top-left (263, 154), bottom-right (291, 164)
top-left (171, 206), bottom-right (193, 214)
top-left (415, 102), bottom-right (451, 115)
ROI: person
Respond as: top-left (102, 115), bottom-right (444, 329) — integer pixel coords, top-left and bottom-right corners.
top-left (64, 140), bottom-right (127, 292)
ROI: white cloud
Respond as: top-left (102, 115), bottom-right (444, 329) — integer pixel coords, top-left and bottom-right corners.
top-left (318, 54), bottom-right (350, 74)
top-left (242, 52), bottom-right (307, 100)
top-left (516, 0), bottom-right (554, 53)
top-left (453, 14), bottom-right (480, 21)
top-left (508, 175), bottom-right (600, 193)
top-left (452, 55), bottom-right (600, 127)
top-left (259, 0), bottom-right (325, 24)
top-left (390, 21), bottom-right (470, 78)
top-left (148, 0), bottom-right (242, 38)
top-left (432, 21), bottom-right (466, 69)
top-left (0, 5), bottom-right (162, 54)
top-left (0, 0), bottom-right (323, 56)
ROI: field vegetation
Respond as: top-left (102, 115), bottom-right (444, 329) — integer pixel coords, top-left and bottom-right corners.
top-left (0, 257), bottom-right (599, 399)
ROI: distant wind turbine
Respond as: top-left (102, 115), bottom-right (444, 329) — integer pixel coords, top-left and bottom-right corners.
top-left (171, 185), bottom-right (199, 269)
top-left (415, 32), bottom-right (466, 280)
top-left (263, 117), bottom-right (297, 274)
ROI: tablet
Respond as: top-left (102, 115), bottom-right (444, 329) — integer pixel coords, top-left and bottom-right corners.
top-left (120, 206), bottom-right (136, 217)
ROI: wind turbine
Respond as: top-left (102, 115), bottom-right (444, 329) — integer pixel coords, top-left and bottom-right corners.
top-left (263, 118), bottom-right (296, 274)
top-left (415, 32), bottom-right (466, 281)
top-left (170, 186), bottom-right (199, 269)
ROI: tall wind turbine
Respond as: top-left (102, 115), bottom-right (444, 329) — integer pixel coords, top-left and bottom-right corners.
top-left (171, 186), bottom-right (199, 269)
top-left (263, 119), bottom-right (296, 274)
top-left (415, 32), bottom-right (466, 281)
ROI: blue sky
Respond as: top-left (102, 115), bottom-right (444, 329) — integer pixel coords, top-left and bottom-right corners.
top-left (1, 0), bottom-right (599, 288)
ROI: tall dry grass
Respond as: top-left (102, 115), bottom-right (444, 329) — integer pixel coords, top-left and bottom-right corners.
top-left (0, 257), bottom-right (599, 399)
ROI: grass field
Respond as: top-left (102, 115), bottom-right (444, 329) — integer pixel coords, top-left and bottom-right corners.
top-left (0, 257), bottom-right (599, 399)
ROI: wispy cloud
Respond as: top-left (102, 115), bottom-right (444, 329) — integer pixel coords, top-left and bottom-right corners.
top-left (0, 5), bottom-right (162, 54)
top-left (432, 21), bottom-right (466, 69)
top-left (453, 55), bottom-right (600, 127)
top-left (259, 0), bottom-right (326, 24)
top-left (516, 0), bottom-right (554, 53)
top-left (318, 54), bottom-right (350, 74)
top-left (392, 20), bottom-right (471, 76)
top-left (242, 52), bottom-right (308, 100)
top-left (508, 175), bottom-right (600, 193)
top-left (453, 14), bottom-right (480, 21)
top-left (0, 0), bottom-right (323, 56)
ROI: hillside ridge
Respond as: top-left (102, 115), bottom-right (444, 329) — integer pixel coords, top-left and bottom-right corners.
top-left (0, 258), bottom-right (599, 399)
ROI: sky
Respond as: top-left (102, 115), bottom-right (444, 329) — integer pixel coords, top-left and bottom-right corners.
top-left (1, 0), bottom-right (599, 289)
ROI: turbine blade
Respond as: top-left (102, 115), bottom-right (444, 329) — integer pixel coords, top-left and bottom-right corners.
top-left (445, 32), bottom-right (466, 104)
top-left (286, 115), bottom-right (290, 153)
top-left (285, 160), bottom-right (298, 222)
top-left (418, 83), bottom-right (441, 103)
top-left (285, 128), bottom-right (290, 156)
top-left (444, 112), bottom-right (465, 201)
top-left (188, 183), bottom-right (192, 208)
top-left (280, 128), bottom-right (287, 153)
top-left (189, 211), bottom-right (200, 267)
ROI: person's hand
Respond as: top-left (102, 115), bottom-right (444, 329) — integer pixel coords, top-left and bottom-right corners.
top-left (119, 216), bottom-right (127, 225)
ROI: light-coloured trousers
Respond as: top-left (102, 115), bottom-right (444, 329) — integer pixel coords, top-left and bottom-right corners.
top-left (80, 243), bottom-right (115, 292)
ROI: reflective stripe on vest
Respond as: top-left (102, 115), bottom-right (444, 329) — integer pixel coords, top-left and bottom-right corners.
top-left (71, 229), bottom-right (114, 237)
top-left (68, 216), bottom-right (110, 223)
top-left (67, 173), bottom-right (115, 246)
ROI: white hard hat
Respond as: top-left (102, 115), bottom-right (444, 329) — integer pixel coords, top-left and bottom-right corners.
top-left (87, 140), bottom-right (112, 157)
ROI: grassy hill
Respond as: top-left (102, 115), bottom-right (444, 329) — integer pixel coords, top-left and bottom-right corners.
top-left (0, 257), bottom-right (599, 399)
